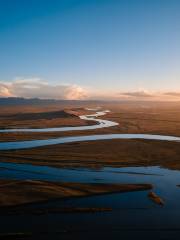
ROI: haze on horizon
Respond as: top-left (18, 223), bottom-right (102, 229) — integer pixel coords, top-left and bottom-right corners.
top-left (0, 0), bottom-right (180, 101)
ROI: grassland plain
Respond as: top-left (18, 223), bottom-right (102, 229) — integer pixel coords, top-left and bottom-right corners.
top-left (1, 102), bottom-right (180, 170)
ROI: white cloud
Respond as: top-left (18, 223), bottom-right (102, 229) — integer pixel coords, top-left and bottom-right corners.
top-left (1, 78), bottom-right (180, 101)
top-left (0, 78), bottom-right (87, 100)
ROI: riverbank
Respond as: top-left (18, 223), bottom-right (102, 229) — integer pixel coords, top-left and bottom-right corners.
top-left (1, 139), bottom-right (180, 170)
top-left (0, 179), bottom-right (152, 207)
top-left (0, 108), bottom-right (97, 130)
top-left (1, 102), bottom-right (180, 142)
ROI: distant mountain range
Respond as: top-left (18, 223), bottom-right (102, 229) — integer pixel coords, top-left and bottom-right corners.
top-left (0, 97), bottom-right (102, 105)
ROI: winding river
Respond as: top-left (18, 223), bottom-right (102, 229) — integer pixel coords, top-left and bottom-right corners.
top-left (0, 109), bottom-right (180, 150)
top-left (1, 109), bottom-right (180, 239)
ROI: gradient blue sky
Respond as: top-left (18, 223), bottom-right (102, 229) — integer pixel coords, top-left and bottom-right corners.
top-left (0, 0), bottom-right (180, 98)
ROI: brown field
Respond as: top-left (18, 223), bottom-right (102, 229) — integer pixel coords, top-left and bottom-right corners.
top-left (1, 101), bottom-right (180, 142)
top-left (0, 108), bottom-right (94, 130)
top-left (0, 179), bottom-right (152, 207)
top-left (1, 139), bottom-right (180, 170)
top-left (1, 101), bottom-right (180, 170)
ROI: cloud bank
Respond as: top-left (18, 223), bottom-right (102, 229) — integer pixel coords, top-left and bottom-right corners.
top-left (117, 90), bottom-right (180, 101)
top-left (0, 78), bottom-right (87, 100)
top-left (1, 78), bottom-right (180, 101)
top-left (119, 90), bottom-right (153, 98)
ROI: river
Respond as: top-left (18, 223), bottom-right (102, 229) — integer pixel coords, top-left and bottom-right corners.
top-left (0, 109), bottom-right (180, 239)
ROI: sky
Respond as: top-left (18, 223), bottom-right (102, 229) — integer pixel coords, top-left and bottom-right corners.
top-left (0, 0), bottom-right (180, 100)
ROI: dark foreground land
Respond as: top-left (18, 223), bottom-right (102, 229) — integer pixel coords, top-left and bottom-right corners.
top-left (0, 179), bottom-right (152, 208)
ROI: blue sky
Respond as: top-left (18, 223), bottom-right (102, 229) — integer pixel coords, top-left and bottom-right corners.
top-left (0, 0), bottom-right (180, 99)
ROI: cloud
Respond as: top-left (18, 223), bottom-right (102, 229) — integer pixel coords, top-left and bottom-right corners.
top-left (163, 92), bottom-right (180, 97)
top-left (0, 85), bottom-right (12, 97)
top-left (119, 90), bottom-right (153, 98)
top-left (0, 78), bottom-right (87, 100)
top-left (1, 78), bottom-right (180, 102)
top-left (117, 90), bottom-right (180, 101)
